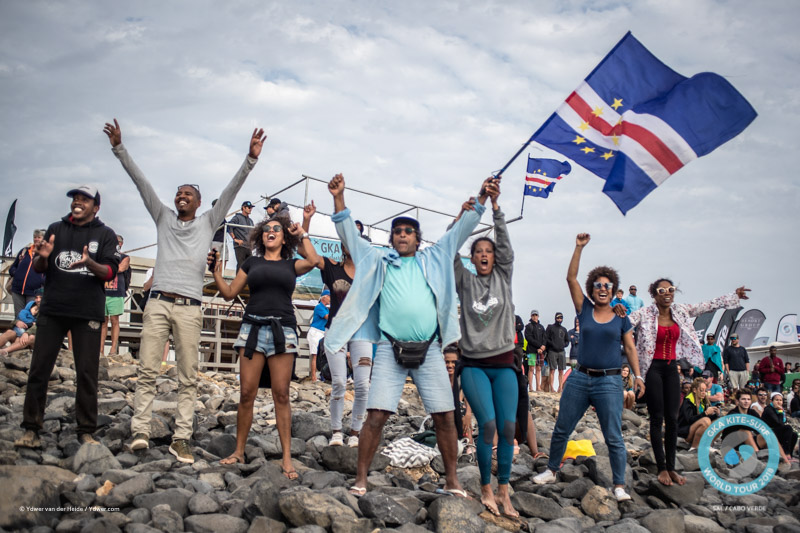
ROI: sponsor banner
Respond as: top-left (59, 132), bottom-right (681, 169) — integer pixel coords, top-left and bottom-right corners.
top-left (776, 314), bottom-right (798, 344)
top-left (751, 336), bottom-right (769, 347)
top-left (714, 307), bottom-right (742, 349)
top-left (732, 309), bottom-right (767, 348)
top-left (693, 310), bottom-right (717, 343)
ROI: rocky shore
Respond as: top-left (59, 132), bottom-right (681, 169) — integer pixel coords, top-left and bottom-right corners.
top-left (1, 349), bottom-right (799, 532)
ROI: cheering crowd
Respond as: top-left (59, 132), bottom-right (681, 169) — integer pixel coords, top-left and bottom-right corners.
top-left (4, 119), bottom-right (799, 520)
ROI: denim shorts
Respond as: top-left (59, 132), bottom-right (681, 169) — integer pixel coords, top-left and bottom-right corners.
top-left (367, 340), bottom-right (455, 414)
top-left (233, 321), bottom-right (299, 357)
top-left (13, 326), bottom-right (26, 337)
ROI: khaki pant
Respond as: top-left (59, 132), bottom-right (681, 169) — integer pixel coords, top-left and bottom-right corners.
top-left (729, 370), bottom-right (750, 390)
top-left (132, 298), bottom-right (202, 441)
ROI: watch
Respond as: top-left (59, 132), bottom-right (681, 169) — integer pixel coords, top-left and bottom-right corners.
top-left (301, 233), bottom-right (309, 240)
top-left (635, 375), bottom-right (644, 382)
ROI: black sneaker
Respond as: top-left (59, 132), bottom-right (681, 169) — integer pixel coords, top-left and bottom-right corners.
top-left (169, 439), bottom-right (195, 464)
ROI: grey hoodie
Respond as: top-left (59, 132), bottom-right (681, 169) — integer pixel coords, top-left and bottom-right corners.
top-left (454, 208), bottom-right (516, 359)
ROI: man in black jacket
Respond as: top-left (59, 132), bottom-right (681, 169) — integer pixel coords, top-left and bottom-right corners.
top-left (545, 312), bottom-right (569, 393)
top-left (15, 185), bottom-right (120, 449)
top-left (524, 310), bottom-right (546, 392)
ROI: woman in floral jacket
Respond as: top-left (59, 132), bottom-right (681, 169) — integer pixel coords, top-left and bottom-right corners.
top-left (628, 280), bottom-right (750, 487)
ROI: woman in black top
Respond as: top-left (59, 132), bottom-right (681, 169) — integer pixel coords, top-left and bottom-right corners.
top-left (758, 393), bottom-right (798, 464)
top-left (210, 212), bottom-right (319, 478)
top-left (677, 377), bottom-right (720, 450)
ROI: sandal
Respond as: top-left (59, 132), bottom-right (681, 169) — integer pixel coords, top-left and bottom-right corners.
top-left (532, 452), bottom-right (548, 460)
top-left (281, 466), bottom-right (299, 480)
top-left (349, 486), bottom-right (367, 497)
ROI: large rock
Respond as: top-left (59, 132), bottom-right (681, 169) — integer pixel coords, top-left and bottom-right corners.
top-left (105, 473), bottom-right (154, 507)
top-left (510, 492), bottom-right (567, 520)
top-left (278, 489), bottom-right (358, 528)
top-left (320, 445), bottom-right (390, 475)
top-left (427, 495), bottom-right (486, 533)
top-left (132, 487), bottom-right (193, 517)
top-left (532, 517), bottom-right (584, 533)
top-left (151, 503), bottom-right (184, 532)
top-left (207, 433), bottom-right (237, 458)
top-left (243, 479), bottom-right (284, 521)
top-left (561, 477), bottom-right (595, 499)
top-left (358, 491), bottom-right (415, 526)
top-left (580, 485), bottom-right (620, 522)
top-left (247, 516), bottom-right (287, 533)
top-left (291, 412), bottom-right (331, 440)
top-left (606, 518), bottom-right (650, 533)
top-left (648, 472), bottom-right (705, 506)
top-left (72, 441), bottom-right (122, 474)
top-left (107, 365), bottom-right (138, 380)
top-left (684, 515), bottom-right (726, 533)
top-left (0, 465), bottom-right (77, 529)
top-left (639, 509), bottom-right (685, 533)
top-left (184, 513), bottom-right (249, 533)
top-left (188, 492), bottom-right (220, 514)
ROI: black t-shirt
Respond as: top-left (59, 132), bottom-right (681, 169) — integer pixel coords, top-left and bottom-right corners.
top-left (319, 257), bottom-right (353, 329)
top-left (41, 216), bottom-right (120, 321)
top-left (723, 345), bottom-right (749, 371)
top-left (242, 256), bottom-right (298, 327)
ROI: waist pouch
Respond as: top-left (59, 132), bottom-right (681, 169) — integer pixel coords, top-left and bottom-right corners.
top-left (382, 330), bottom-right (437, 369)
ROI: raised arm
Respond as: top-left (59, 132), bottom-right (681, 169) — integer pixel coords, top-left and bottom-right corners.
top-left (209, 128), bottom-right (265, 226)
top-left (488, 181), bottom-right (513, 271)
top-left (104, 119), bottom-right (168, 221)
top-left (287, 223), bottom-right (321, 275)
top-left (437, 179), bottom-right (490, 256)
top-left (567, 233), bottom-right (589, 313)
top-left (328, 174), bottom-right (374, 264)
top-left (301, 201), bottom-right (325, 270)
top-left (208, 250), bottom-right (247, 300)
top-left (683, 286), bottom-right (749, 318)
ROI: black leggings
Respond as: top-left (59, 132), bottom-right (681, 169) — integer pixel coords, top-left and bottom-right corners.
top-left (646, 359), bottom-right (681, 471)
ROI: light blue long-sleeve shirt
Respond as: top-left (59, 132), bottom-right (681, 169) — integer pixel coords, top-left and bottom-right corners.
top-left (323, 203), bottom-right (485, 354)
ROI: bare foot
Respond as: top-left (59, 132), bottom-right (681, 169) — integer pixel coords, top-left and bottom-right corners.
top-left (220, 453), bottom-right (245, 465)
top-left (657, 470), bottom-right (673, 486)
top-left (668, 471), bottom-right (686, 485)
top-left (282, 464), bottom-right (299, 480)
top-left (495, 489), bottom-right (519, 518)
top-left (480, 485), bottom-right (500, 516)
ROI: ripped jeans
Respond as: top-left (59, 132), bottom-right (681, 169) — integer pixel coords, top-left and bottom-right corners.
top-left (329, 340), bottom-right (372, 433)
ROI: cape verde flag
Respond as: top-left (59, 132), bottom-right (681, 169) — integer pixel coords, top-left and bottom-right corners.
top-left (524, 157), bottom-right (571, 198)
top-left (531, 32), bottom-right (757, 214)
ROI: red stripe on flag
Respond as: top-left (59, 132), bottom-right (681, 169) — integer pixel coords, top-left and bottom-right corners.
top-left (526, 176), bottom-right (553, 186)
top-left (565, 92), bottom-right (684, 174)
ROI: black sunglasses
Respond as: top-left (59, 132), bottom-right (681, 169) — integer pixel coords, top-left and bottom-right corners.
top-left (392, 227), bottom-right (416, 235)
top-left (593, 282), bottom-right (613, 290)
top-left (262, 224), bottom-right (283, 233)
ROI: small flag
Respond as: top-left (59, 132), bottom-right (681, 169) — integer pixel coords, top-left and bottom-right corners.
top-left (524, 157), bottom-right (571, 198)
top-left (531, 32), bottom-right (757, 214)
top-left (3, 200), bottom-right (16, 256)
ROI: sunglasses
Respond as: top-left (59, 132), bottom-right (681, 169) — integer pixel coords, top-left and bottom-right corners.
top-left (629, 287), bottom-right (636, 291)
top-left (177, 184), bottom-right (200, 193)
top-left (262, 224), bottom-right (283, 233)
top-left (656, 286), bottom-right (676, 295)
top-left (392, 227), bottom-right (416, 235)
top-left (592, 282), bottom-right (613, 290)
top-left (730, 337), bottom-right (738, 340)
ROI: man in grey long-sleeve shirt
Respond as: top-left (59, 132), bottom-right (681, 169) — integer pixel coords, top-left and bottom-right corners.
top-left (103, 119), bottom-right (266, 463)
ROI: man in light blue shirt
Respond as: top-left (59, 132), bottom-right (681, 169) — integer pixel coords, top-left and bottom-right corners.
top-left (624, 285), bottom-right (645, 312)
top-left (324, 174), bottom-right (488, 498)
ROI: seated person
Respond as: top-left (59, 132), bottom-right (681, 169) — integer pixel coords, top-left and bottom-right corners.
top-left (720, 390), bottom-right (761, 455)
top-left (703, 370), bottom-right (724, 407)
top-left (678, 377), bottom-right (721, 451)
top-left (0, 289), bottom-right (42, 355)
top-left (751, 387), bottom-right (769, 416)
top-left (759, 393), bottom-right (798, 464)
top-left (621, 363), bottom-right (636, 410)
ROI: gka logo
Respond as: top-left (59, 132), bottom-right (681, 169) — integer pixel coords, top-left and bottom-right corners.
top-left (781, 323), bottom-right (793, 335)
top-left (55, 251), bottom-right (84, 271)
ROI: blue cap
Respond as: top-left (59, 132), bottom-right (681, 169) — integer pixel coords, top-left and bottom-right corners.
top-left (321, 289), bottom-right (330, 296)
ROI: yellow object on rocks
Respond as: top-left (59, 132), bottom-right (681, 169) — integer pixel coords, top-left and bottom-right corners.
top-left (563, 439), bottom-right (596, 460)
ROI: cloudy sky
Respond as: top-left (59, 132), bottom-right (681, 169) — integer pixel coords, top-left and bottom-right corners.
top-left (1, 0), bottom-right (798, 342)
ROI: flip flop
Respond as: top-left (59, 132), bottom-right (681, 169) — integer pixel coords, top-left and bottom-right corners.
top-left (532, 452), bottom-right (548, 460)
top-left (220, 454), bottom-right (245, 465)
top-left (435, 488), bottom-right (469, 498)
top-left (281, 466), bottom-right (299, 480)
top-left (348, 486), bottom-right (367, 497)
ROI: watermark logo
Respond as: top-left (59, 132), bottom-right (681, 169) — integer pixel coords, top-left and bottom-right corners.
top-left (698, 414), bottom-right (780, 495)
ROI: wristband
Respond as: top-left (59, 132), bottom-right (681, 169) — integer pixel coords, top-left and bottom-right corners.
top-left (635, 375), bottom-right (644, 382)
top-left (301, 233), bottom-right (309, 240)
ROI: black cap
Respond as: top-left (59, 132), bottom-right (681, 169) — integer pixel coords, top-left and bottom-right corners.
top-left (266, 198), bottom-right (282, 208)
top-left (242, 201), bottom-right (253, 208)
top-left (391, 216), bottom-right (420, 232)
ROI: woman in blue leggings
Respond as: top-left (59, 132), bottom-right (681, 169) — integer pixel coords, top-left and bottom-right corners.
top-left (453, 179), bottom-right (521, 517)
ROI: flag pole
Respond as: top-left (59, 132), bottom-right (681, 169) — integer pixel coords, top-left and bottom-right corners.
top-left (519, 193), bottom-right (526, 218)
top-left (493, 136), bottom-right (534, 179)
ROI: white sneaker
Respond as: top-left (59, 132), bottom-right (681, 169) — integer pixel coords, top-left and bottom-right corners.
top-left (614, 487), bottom-right (632, 502)
top-left (330, 431), bottom-right (344, 446)
top-left (347, 435), bottom-right (359, 448)
top-left (533, 469), bottom-right (557, 484)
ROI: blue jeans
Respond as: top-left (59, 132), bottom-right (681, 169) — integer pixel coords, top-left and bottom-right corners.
top-left (764, 383), bottom-right (781, 394)
top-left (547, 370), bottom-right (627, 485)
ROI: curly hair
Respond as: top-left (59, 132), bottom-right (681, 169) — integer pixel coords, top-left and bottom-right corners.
top-left (584, 265), bottom-right (620, 302)
top-left (249, 212), bottom-right (300, 261)
top-left (648, 278), bottom-right (676, 298)
top-left (470, 237), bottom-right (495, 256)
